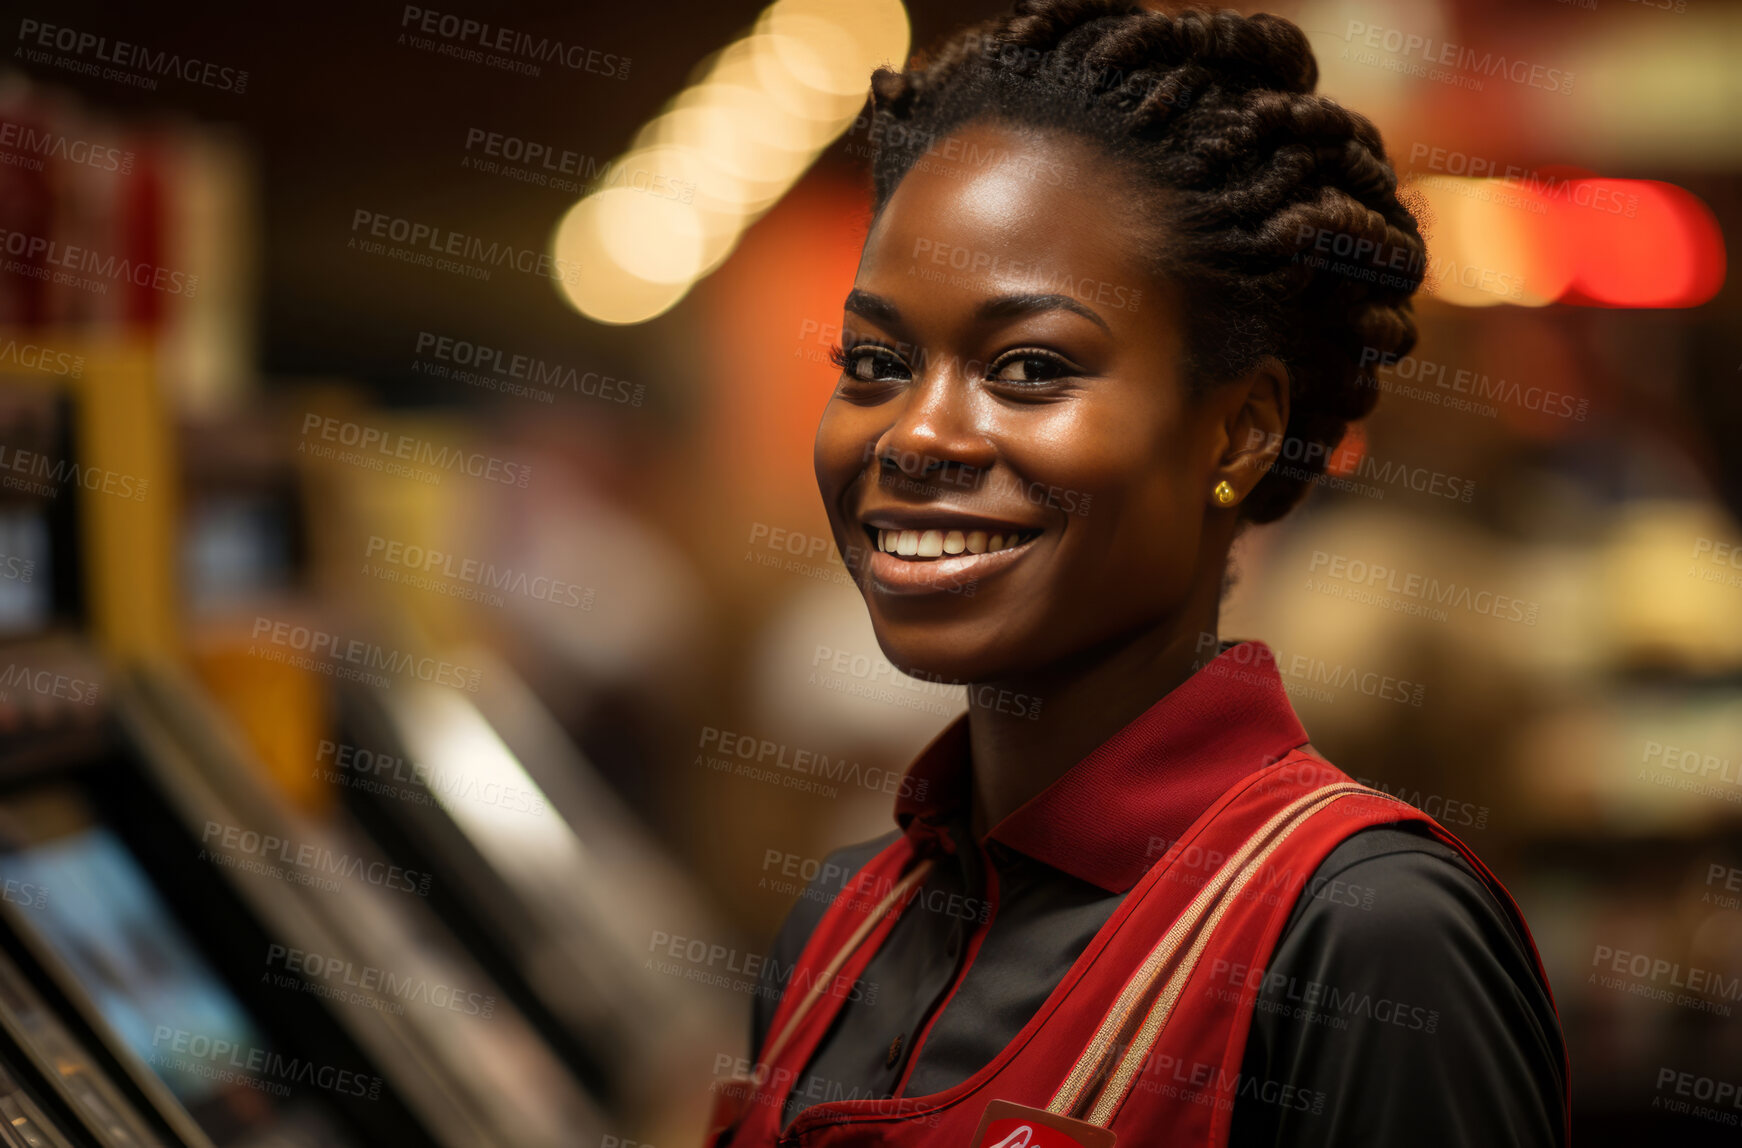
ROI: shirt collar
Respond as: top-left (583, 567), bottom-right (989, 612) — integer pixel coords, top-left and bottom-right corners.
top-left (893, 640), bottom-right (1309, 893)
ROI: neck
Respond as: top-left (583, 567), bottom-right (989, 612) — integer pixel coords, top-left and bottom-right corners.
top-left (965, 610), bottom-right (1223, 841)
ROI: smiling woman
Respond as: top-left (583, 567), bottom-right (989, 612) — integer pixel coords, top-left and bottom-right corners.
top-left (706, 4), bottom-right (1568, 1147)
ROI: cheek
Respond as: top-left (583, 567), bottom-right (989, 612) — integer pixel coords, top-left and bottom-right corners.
top-left (813, 400), bottom-right (868, 497)
top-left (1011, 392), bottom-right (1208, 606)
top-left (1004, 391), bottom-right (1198, 525)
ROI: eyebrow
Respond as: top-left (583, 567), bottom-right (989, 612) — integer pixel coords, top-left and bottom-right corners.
top-left (843, 289), bottom-right (1112, 335)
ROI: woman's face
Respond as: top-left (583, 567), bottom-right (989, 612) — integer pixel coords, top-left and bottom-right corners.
top-left (814, 121), bottom-right (1246, 685)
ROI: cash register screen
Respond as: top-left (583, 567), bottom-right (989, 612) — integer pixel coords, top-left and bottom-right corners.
top-left (0, 787), bottom-right (357, 1146)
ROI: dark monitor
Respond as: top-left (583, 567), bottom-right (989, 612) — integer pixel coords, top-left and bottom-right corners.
top-left (0, 785), bottom-right (362, 1148)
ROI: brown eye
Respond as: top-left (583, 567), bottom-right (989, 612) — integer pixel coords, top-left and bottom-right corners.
top-left (831, 344), bottom-right (911, 383)
top-left (988, 350), bottom-right (1073, 385)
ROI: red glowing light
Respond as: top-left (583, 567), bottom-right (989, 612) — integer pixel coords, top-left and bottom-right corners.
top-left (1556, 180), bottom-right (1725, 308)
top-left (1325, 421), bottom-right (1366, 478)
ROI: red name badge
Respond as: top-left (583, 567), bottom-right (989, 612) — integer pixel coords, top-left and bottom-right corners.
top-left (971, 1100), bottom-right (1118, 1148)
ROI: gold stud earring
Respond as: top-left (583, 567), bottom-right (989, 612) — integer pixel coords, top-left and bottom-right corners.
top-left (1213, 480), bottom-right (1238, 506)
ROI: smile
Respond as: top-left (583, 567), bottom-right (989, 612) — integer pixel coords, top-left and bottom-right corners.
top-left (867, 526), bottom-right (1043, 559)
top-left (858, 521), bottom-right (1045, 595)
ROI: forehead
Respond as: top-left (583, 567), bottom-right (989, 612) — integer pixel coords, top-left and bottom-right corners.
top-left (858, 121), bottom-right (1155, 301)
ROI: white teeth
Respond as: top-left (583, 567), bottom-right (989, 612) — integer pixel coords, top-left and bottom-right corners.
top-left (872, 526), bottom-right (1036, 558)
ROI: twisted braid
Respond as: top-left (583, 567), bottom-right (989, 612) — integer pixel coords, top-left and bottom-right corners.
top-left (864, 1), bottom-right (1426, 522)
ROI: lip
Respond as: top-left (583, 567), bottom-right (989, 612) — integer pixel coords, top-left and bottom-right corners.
top-left (851, 501), bottom-right (1049, 597)
top-left (865, 534), bottom-right (1041, 595)
top-left (858, 505), bottom-right (1040, 536)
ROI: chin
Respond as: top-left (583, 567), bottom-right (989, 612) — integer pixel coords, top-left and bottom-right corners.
top-left (864, 616), bottom-right (1031, 690)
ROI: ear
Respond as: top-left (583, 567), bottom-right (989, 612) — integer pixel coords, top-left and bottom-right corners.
top-left (1207, 355), bottom-right (1289, 509)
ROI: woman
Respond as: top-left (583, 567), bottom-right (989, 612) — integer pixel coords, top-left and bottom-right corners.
top-left (709, 3), bottom-right (1569, 1144)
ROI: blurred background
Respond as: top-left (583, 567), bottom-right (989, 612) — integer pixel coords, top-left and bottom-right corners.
top-left (0, 0), bottom-right (1736, 1144)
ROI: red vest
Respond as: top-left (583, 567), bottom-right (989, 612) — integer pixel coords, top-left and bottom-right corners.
top-left (705, 752), bottom-right (1567, 1147)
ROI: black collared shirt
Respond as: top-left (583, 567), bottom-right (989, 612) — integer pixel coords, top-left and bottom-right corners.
top-left (746, 642), bottom-right (1567, 1143)
top-left (751, 820), bottom-right (1567, 1144)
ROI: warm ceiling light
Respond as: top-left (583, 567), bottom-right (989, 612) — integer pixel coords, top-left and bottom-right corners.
top-left (1411, 174), bottom-right (1724, 310)
top-left (549, 0), bottom-right (910, 324)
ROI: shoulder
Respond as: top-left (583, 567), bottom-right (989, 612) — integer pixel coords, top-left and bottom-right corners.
top-left (1230, 822), bottom-right (1568, 1145)
top-left (1278, 822), bottom-right (1535, 969)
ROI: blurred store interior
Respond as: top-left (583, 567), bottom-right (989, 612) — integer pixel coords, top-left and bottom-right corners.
top-left (0, 0), bottom-right (1739, 1144)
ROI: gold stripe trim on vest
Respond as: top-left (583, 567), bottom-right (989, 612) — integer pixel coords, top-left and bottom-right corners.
top-left (1046, 781), bottom-right (1378, 1117)
top-left (757, 858), bottom-right (936, 1077)
top-left (1084, 786), bottom-right (1401, 1124)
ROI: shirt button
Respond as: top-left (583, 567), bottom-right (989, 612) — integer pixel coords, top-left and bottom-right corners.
top-left (885, 1033), bottom-right (904, 1069)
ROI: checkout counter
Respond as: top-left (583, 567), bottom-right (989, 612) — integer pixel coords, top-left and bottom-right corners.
top-left (0, 346), bottom-right (731, 1146)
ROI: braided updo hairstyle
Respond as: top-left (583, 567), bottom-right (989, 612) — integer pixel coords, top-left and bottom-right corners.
top-left (863, 0), bottom-right (1427, 523)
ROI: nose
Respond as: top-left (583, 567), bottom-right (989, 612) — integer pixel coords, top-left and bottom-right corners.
top-left (873, 361), bottom-right (997, 483)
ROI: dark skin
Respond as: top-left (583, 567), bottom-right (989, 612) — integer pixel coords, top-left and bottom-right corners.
top-left (813, 122), bottom-right (1289, 840)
